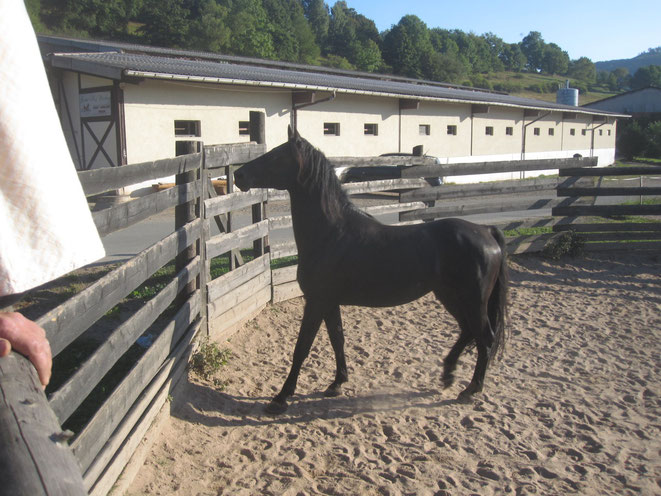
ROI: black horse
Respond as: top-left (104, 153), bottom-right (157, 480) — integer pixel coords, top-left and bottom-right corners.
top-left (235, 128), bottom-right (509, 414)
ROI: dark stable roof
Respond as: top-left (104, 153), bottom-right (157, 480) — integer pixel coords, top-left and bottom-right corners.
top-left (41, 35), bottom-right (626, 117)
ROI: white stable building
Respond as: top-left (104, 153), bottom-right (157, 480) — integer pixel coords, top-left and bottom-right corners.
top-left (39, 36), bottom-right (625, 185)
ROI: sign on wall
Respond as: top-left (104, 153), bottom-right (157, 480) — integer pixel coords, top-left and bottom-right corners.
top-left (80, 91), bottom-right (111, 118)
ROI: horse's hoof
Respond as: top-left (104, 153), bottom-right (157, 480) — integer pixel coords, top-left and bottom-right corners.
top-left (456, 390), bottom-right (474, 403)
top-left (442, 374), bottom-right (454, 389)
top-left (264, 399), bottom-right (288, 415)
top-left (324, 383), bottom-right (343, 397)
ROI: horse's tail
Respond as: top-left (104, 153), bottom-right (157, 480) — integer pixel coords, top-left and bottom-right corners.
top-left (487, 226), bottom-right (509, 362)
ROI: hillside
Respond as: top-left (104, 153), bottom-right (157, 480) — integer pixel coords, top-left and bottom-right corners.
top-left (596, 47), bottom-right (661, 73)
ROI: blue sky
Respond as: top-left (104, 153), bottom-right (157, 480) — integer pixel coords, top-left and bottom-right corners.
top-left (347, 0), bottom-right (660, 63)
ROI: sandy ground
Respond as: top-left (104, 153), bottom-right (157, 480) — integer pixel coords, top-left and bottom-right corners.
top-left (127, 252), bottom-right (661, 496)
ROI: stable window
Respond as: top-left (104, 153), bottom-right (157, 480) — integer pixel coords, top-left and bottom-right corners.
top-left (175, 141), bottom-right (201, 156)
top-left (608, 130), bottom-right (612, 136)
top-left (324, 122), bottom-right (340, 136)
top-left (364, 123), bottom-right (378, 136)
top-left (447, 125), bottom-right (457, 136)
top-left (570, 128), bottom-right (576, 136)
top-left (238, 121), bottom-right (250, 135)
top-left (174, 120), bottom-right (201, 137)
top-left (548, 128), bottom-right (555, 136)
top-left (582, 129), bottom-right (587, 136)
top-left (419, 124), bottom-right (431, 136)
top-left (485, 126), bottom-right (494, 136)
top-left (533, 127), bottom-right (540, 136)
top-left (505, 127), bottom-right (514, 136)
top-left (599, 129), bottom-right (603, 136)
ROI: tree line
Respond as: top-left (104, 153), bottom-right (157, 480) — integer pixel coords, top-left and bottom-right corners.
top-left (29, 0), bottom-right (661, 93)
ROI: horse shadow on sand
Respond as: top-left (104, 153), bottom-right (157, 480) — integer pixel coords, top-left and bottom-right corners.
top-left (170, 376), bottom-right (463, 429)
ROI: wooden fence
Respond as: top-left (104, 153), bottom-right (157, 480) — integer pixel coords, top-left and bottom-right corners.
top-left (4, 142), bottom-right (659, 495)
top-left (553, 165), bottom-right (661, 251)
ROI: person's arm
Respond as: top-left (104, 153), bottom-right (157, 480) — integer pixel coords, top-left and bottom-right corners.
top-left (0, 312), bottom-right (51, 388)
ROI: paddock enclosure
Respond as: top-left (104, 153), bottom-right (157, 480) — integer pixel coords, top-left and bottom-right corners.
top-left (1, 130), bottom-right (660, 494)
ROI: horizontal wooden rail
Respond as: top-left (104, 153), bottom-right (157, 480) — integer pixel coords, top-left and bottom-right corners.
top-left (0, 353), bottom-right (87, 496)
top-left (557, 186), bottom-right (661, 197)
top-left (205, 189), bottom-right (267, 218)
top-left (402, 157), bottom-right (598, 179)
top-left (38, 220), bottom-right (201, 356)
top-left (72, 292), bottom-right (201, 474)
top-left (49, 257), bottom-right (200, 423)
top-left (78, 154), bottom-right (202, 196)
top-left (93, 182), bottom-right (200, 236)
top-left (402, 177), bottom-right (559, 202)
top-left (204, 142), bottom-right (266, 168)
top-left (207, 255), bottom-right (270, 302)
top-left (559, 166), bottom-right (661, 177)
top-left (552, 204), bottom-right (661, 217)
top-left (329, 156), bottom-right (437, 167)
top-left (206, 220), bottom-right (269, 259)
top-left (554, 222), bottom-right (661, 233)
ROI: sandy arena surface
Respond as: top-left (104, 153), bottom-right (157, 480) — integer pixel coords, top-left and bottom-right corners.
top-left (126, 252), bottom-right (661, 496)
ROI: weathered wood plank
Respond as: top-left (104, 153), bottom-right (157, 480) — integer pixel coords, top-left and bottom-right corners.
top-left (579, 231), bottom-right (661, 242)
top-left (267, 189), bottom-right (290, 202)
top-left (273, 280), bottom-right (303, 303)
top-left (554, 222), bottom-right (661, 233)
top-left (204, 142), bottom-right (266, 168)
top-left (209, 271), bottom-right (271, 320)
top-left (37, 220), bottom-right (201, 356)
top-left (401, 197), bottom-right (573, 222)
top-left (329, 156), bottom-right (437, 167)
top-left (559, 166), bottom-right (661, 177)
top-left (206, 220), bottom-right (269, 259)
top-left (583, 240), bottom-right (661, 252)
top-left (505, 233), bottom-right (555, 255)
top-left (272, 265), bottom-right (298, 286)
top-left (209, 285), bottom-right (271, 343)
top-left (269, 214), bottom-right (293, 231)
top-left (78, 153), bottom-right (202, 196)
top-left (205, 189), bottom-right (267, 218)
top-left (207, 254), bottom-right (270, 302)
top-left (72, 292), bottom-right (201, 474)
top-left (557, 186), bottom-right (661, 197)
top-left (93, 182), bottom-right (200, 236)
top-left (402, 157), bottom-right (598, 179)
top-left (552, 204), bottom-right (661, 217)
top-left (363, 201), bottom-right (426, 217)
top-left (0, 353), bottom-right (86, 496)
top-left (86, 319), bottom-right (198, 495)
top-left (270, 241), bottom-right (298, 260)
top-left (49, 257), bottom-right (200, 423)
top-left (343, 178), bottom-right (427, 195)
top-left (401, 177), bottom-right (559, 202)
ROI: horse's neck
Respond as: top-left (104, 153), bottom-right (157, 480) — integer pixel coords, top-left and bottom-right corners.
top-left (289, 188), bottom-right (342, 256)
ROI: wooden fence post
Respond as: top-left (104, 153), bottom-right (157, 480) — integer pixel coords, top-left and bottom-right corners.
top-left (250, 111), bottom-right (267, 257)
top-left (0, 352), bottom-right (87, 495)
top-left (199, 146), bottom-right (209, 336)
top-left (175, 160), bottom-right (199, 302)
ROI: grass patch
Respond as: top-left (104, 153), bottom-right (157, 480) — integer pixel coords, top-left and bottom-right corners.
top-left (503, 226), bottom-right (553, 237)
top-left (190, 338), bottom-right (232, 388)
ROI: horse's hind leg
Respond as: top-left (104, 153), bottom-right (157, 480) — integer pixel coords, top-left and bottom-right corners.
top-left (442, 326), bottom-right (472, 389)
top-left (266, 299), bottom-right (324, 414)
top-left (323, 305), bottom-right (348, 397)
top-left (457, 313), bottom-right (494, 401)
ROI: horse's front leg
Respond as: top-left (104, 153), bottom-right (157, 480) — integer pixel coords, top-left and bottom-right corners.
top-left (324, 305), bottom-right (348, 397)
top-left (265, 300), bottom-right (324, 414)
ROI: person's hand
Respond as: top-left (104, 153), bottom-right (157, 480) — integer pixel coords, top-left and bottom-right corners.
top-left (0, 312), bottom-right (52, 388)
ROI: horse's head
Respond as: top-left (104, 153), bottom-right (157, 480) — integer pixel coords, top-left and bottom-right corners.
top-left (235, 126), bottom-right (305, 191)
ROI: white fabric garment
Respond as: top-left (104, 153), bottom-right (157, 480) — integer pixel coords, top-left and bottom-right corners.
top-left (0, 2), bottom-right (105, 296)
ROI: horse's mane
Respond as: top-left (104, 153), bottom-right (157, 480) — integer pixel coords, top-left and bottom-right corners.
top-left (296, 138), bottom-right (355, 224)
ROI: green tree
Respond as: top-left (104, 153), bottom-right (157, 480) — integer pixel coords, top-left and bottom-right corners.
top-left (630, 65), bottom-right (661, 89)
top-left (520, 31), bottom-right (545, 72)
top-left (188, 0), bottom-right (231, 53)
top-left (382, 15), bottom-right (433, 79)
top-left (263, 0), bottom-right (319, 62)
top-left (327, 1), bottom-right (381, 71)
top-left (568, 57), bottom-right (596, 83)
top-left (138, 0), bottom-right (191, 47)
top-left (541, 43), bottom-right (569, 75)
top-left (303, 0), bottom-right (330, 49)
top-left (42, 0), bottom-right (143, 38)
top-left (500, 43), bottom-right (527, 71)
top-left (226, 0), bottom-right (276, 59)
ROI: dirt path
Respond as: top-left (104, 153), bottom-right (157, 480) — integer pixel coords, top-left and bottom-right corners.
top-left (127, 252), bottom-right (661, 495)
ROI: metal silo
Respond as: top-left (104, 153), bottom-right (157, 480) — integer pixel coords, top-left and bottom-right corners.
top-left (556, 80), bottom-right (579, 106)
